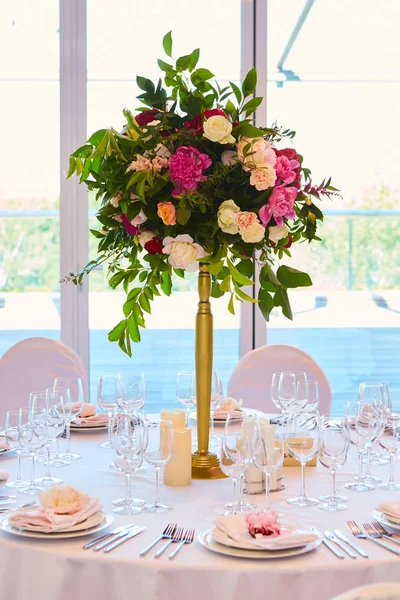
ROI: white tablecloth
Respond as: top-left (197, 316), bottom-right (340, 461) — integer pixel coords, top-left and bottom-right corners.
top-left (0, 423), bottom-right (400, 600)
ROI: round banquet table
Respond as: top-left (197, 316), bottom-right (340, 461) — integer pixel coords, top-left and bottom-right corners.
top-left (0, 421), bottom-right (400, 600)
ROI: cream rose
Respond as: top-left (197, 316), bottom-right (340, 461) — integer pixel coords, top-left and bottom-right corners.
top-left (249, 165), bottom-right (277, 191)
top-left (217, 199), bottom-right (240, 234)
top-left (237, 136), bottom-right (276, 171)
top-left (219, 397), bottom-right (242, 411)
top-left (268, 225), bottom-right (290, 244)
top-left (39, 485), bottom-right (90, 515)
top-left (221, 150), bottom-right (238, 166)
top-left (239, 221), bottom-right (265, 243)
top-left (203, 115), bottom-right (235, 145)
top-left (162, 234), bottom-right (206, 272)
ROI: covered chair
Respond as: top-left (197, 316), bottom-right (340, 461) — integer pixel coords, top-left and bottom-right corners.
top-left (0, 337), bottom-right (88, 424)
top-left (226, 344), bottom-right (332, 414)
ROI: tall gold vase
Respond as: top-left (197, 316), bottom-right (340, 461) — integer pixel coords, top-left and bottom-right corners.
top-left (191, 264), bottom-right (227, 479)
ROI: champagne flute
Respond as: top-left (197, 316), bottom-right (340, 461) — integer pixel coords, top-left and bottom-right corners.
top-left (97, 376), bottom-right (118, 449)
top-left (117, 374), bottom-right (146, 413)
top-left (286, 409), bottom-right (319, 506)
top-left (5, 409), bottom-right (30, 489)
top-left (253, 418), bottom-right (284, 511)
top-left (143, 420), bottom-right (174, 513)
top-left (18, 408), bottom-right (46, 495)
top-left (176, 371), bottom-right (196, 427)
top-left (318, 416), bottom-right (349, 511)
top-left (53, 376), bottom-right (84, 460)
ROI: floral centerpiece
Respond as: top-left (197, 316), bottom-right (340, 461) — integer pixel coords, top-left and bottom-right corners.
top-left (66, 32), bottom-right (338, 355)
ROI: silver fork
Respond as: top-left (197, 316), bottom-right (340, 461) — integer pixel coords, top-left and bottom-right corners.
top-left (154, 527), bottom-right (184, 558)
top-left (372, 522), bottom-right (400, 546)
top-left (363, 523), bottom-right (400, 555)
top-left (139, 523), bottom-right (177, 557)
top-left (169, 528), bottom-right (195, 560)
top-left (0, 501), bottom-right (36, 514)
top-left (347, 520), bottom-right (400, 555)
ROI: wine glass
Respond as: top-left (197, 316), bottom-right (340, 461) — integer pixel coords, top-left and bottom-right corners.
top-left (5, 409), bottom-right (30, 489)
top-left (45, 387), bottom-right (70, 468)
top-left (209, 371), bottom-right (223, 447)
top-left (253, 418), bottom-right (284, 511)
top-left (221, 414), bottom-right (252, 514)
top-left (18, 408), bottom-right (46, 495)
top-left (53, 376), bottom-right (84, 460)
top-left (286, 409), bottom-right (319, 506)
top-left (112, 412), bottom-right (145, 514)
top-left (34, 390), bottom-right (66, 487)
top-left (318, 416), bottom-right (349, 511)
top-left (143, 420), bottom-right (174, 513)
top-left (117, 374), bottom-right (146, 413)
top-left (28, 390), bottom-right (47, 463)
top-left (296, 380), bottom-right (319, 412)
top-left (97, 376), bottom-right (118, 449)
top-left (379, 398), bottom-right (400, 490)
top-left (278, 372), bottom-right (298, 414)
top-left (366, 381), bottom-right (391, 467)
top-left (231, 414), bottom-right (256, 513)
top-left (359, 382), bottom-right (384, 483)
top-left (176, 371), bottom-right (196, 426)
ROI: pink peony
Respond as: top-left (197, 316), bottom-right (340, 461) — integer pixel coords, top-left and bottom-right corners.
top-left (275, 155), bottom-right (300, 184)
top-left (245, 510), bottom-right (281, 537)
top-left (259, 185), bottom-right (298, 227)
top-left (169, 146), bottom-right (212, 197)
top-left (121, 214), bottom-right (139, 235)
top-left (39, 485), bottom-right (90, 515)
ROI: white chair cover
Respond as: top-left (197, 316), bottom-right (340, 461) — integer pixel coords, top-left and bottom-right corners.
top-left (226, 344), bottom-right (332, 414)
top-left (331, 583), bottom-right (400, 600)
top-left (0, 337), bottom-right (88, 424)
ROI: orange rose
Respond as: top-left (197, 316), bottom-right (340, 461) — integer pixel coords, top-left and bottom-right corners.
top-left (157, 201), bottom-right (176, 225)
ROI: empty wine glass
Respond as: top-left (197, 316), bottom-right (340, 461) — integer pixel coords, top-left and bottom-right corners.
top-left (97, 376), bottom-right (118, 449)
top-left (318, 416), bottom-right (349, 511)
top-left (253, 418), bottom-right (284, 511)
top-left (359, 382), bottom-right (384, 483)
top-left (286, 409), bottom-right (319, 506)
top-left (379, 398), bottom-right (400, 491)
top-left (28, 390), bottom-right (47, 463)
top-left (18, 408), bottom-right (46, 495)
top-left (221, 414), bottom-right (252, 515)
top-left (34, 390), bottom-right (66, 487)
top-left (53, 377), bottom-right (84, 460)
top-left (296, 380), bottom-right (319, 412)
top-left (112, 412), bottom-right (145, 514)
top-left (143, 420), bottom-right (174, 513)
top-left (117, 374), bottom-right (146, 413)
top-left (278, 372), bottom-right (298, 414)
top-left (365, 381), bottom-right (391, 467)
top-left (5, 409), bottom-right (30, 489)
top-left (45, 387), bottom-right (70, 468)
top-left (176, 371), bottom-right (196, 426)
top-left (209, 371), bottom-right (223, 447)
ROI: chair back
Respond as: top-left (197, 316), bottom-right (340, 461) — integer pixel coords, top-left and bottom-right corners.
top-left (0, 337), bottom-right (88, 424)
top-left (226, 344), bottom-right (332, 414)
top-left (331, 582), bottom-right (400, 600)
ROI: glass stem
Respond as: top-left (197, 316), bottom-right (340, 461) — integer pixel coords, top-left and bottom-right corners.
top-left (331, 467), bottom-right (337, 498)
top-left (45, 444), bottom-right (51, 478)
top-left (107, 412), bottom-right (113, 446)
top-left (124, 473), bottom-right (131, 506)
top-left (264, 470), bottom-right (271, 511)
top-left (231, 476), bottom-right (238, 513)
top-left (366, 446), bottom-right (372, 476)
top-left (16, 449), bottom-right (22, 482)
top-left (300, 462), bottom-right (307, 500)
top-left (388, 452), bottom-right (396, 485)
top-left (155, 466), bottom-right (161, 507)
top-left (358, 448), bottom-right (363, 481)
top-left (31, 453), bottom-right (36, 485)
top-left (65, 423), bottom-right (71, 454)
top-left (238, 472), bottom-right (244, 506)
top-left (186, 408), bottom-right (190, 428)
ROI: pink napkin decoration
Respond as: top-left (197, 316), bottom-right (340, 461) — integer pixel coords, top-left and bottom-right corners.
top-left (0, 471), bottom-right (8, 482)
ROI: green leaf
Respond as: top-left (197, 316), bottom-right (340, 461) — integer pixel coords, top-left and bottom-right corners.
top-left (109, 271), bottom-right (126, 289)
top-left (228, 293), bottom-right (235, 315)
top-left (227, 258), bottom-right (253, 286)
top-left (242, 67), bottom-right (257, 97)
top-left (191, 68), bottom-right (214, 84)
top-left (207, 260), bottom-right (224, 276)
top-left (258, 289), bottom-right (274, 321)
top-left (136, 76), bottom-right (155, 94)
top-left (241, 97), bottom-right (263, 116)
top-left (220, 275), bottom-right (231, 292)
top-left (274, 287), bottom-right (293, 320)
top-left (189, 48), bottom-right (200, 71)
top-left (234, 124), bottom-right (264, 138)
top-left (229, 81), bottom-right (242, 104)
top-left (236, 259), bottom-right (254, 279)
top-left (277, 265), bottom-right (312, 288)
top-left (173, 268), bottom-right (185, 279)
top-left (176, 53), bottom-right (192, 71)
top-left (225, 99), bottom-right (236, 115)
top-left (176, 207), bottom-right (191, 225)
top-left (108, 319), bottom-right (127, 342)
top-left (235, 286), bottom-right (258, 303)
top-left (160, 271), bottom-right (172, 296)
top-left (127, 315), bottom-right (141, 343)
top-left (260, 264), bottom-right (280, 288)
top-left (126, 287), bottom-right (142, 302)
top-left (67, 156), bottom-right (76, 178)
top-left (139, 293), bottom-right (151, 314)
top-left (157, 59), bottom-right (173, 72)
top-left (163, 31), bottom-right (173, 57)
top-left (211, 279), bottom-right (224, 298)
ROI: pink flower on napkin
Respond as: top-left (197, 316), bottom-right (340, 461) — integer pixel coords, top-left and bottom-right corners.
top-left (79, 403), bottom-right (97, 418)
top-left (245, 510), bottom-right (281, 537)
top-left (39, 485), bottom-right (90, 515)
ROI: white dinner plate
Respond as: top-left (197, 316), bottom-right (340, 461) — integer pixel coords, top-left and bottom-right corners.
top-left (211, 527), bottom-right (317, 551)
top-left (198, 529), bottom-right (322, 559)
top-left (70, 422), bottom-right (108, 432)
top-left (213, 408), bottom-right (265, 423)
top-left (0, 512), bottom-right (113, 539)
top-left (372, 509), bottom-right (400, 529)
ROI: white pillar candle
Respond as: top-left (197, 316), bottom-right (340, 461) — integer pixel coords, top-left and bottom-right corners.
top-left (164, 427), bottom-right (192, 487)
top-left (160, 409), bottom-right (186, 430)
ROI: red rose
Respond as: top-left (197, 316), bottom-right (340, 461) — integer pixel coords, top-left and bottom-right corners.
top-left (275, 148), bottom-right (299, 162)
top-left (135, 109), bottom-right (160, 127)
top-left (144, 236), bottom-right (163, 255)
top-left (184, 108), bottom-right (226, 134)
top-left (284, 235), bottom-right (293, 249)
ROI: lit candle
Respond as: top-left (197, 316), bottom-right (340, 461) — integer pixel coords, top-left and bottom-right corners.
top-left (160, 409), bottom-right (186, 430)
top-left (164, 428), bottom-right (192, 487)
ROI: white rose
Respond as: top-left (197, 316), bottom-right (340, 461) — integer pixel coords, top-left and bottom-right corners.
top-left (162, 234), bottom-right (206, 272)
top-left (217, 199), bottom-right (240, 235)
top-left (268, 225), bottom-right (290, 244)
top-left (239, 221), bottom-right (265, 244)
top-left (221, 150), bottom-right (238, 166)
top-left (203, 115), bottom-right (235, 145)
top-left (237, 136), bottom-right (276, 170)
top-left (137, 230), bottom-right (154, 247)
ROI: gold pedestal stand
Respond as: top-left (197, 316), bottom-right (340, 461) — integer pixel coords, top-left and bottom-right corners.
top-left (192, 265), bottom-right (227, 480)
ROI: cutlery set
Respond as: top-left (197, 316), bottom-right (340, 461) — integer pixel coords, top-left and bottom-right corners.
top-left (139, 523), bottom-right (195, 560)
top-left (314, 520), bottom-right (400, 558)
top-left (83, 523), bottom-right (146, 553)
top-left (0, 501), bottom-right (36, 514)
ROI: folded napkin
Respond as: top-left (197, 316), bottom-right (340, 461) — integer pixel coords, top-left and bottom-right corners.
top-left (215, 514), bottom-right (318, 550)
top-left (73, 414), bottom-right (109, 426)
top-left (377, 500), bottom-right (400, 521)
top-left (213, 409), bottom-right (243, 420)
top-left (9, 497), bottom-right (102, 533)
top-left (0, 440), bottom-right (7, 450)
top-left (0, 471), bottom-right (8, 482)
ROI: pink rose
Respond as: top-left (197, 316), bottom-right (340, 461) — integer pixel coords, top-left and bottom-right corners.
top-left (259, 185), bottom-right (298, 227)
top-left (169, 146), bottom-right (212, 197)
top-left (131, 210), bottom-right (147, 227)
top-left (237, 211), bottom-right (257, 231)
top-left (275, 155), bottom-right (300, 184)
top-left (245, 510), bottom-right (281, 537)
top-left (157, 201), bottom-right (176, 226)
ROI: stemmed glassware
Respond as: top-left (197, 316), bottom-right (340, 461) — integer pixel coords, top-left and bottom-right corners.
top-left (34, 390), bottom-right (66, 487)
top-left (53, 377), bottom-right (84, 460)
top-left (318, 416), bottom-right (349, 511)
top-left (112, 412), bottom-right (146, 515)
top-left (44, 387), bottom-right (70, 468)
top-left (278, 372), bottom-right (306, 415)
top-left (286, 409), bottom-right (319, 506)
top-left (18, 408), bottom-right (46, 495)
top-left (359, 382), bottom-right (384, 483)
top-left (143, 420), bottom-right (174, 513)
top-left (253, 418), bottom-right (284, 511)
top-left (296, 380), bottom-right (319, 412)
top-left (117, 374), bottom-right (146, 413)
top-left (209, 371), bottom-right (223, 447)
top-left (176, 371), bottom-right (196, 427)
top-left (5, 409), bottom-right (29, 489)
top-left (379, 398), bottom-right (400, 491)
top-left (220, 414), bottom-right (252, 515)
top-left (97, 376), bottom-right (118, 449)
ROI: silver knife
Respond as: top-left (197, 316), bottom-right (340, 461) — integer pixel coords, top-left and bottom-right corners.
top-left (325, 531), bottom-right (357, 558)
top-left (310, 527), bottom-right (345, 559)
top-left (93, 526), bottom-right (138, 551)
top-left (333, 529), bottom-right (369, 558)
top-left (103, 526), bottom-right (146, 553)
top-left (83, 523), bottom-right (136, 550)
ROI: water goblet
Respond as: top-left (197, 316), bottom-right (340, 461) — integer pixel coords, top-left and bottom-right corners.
top-left (278, 372), bottom-right (298, 415)
top-left (220, 414), bottom-right (252, 515)
top-left (18, 408), bottom-right (46, 495)
top-left (209, 371), bottom-right (223, 447)
top-left (45, 387), bottom-right (70, 467)
top-left (253, 418), bottom-right (284, 511)
top-left (359, 382), bottom-right (384, 483)
top-left (286, 409), bottom-right (319, 506)
top-left (143, 420), bottom-right (174, 513)
top-left (379, 398), bottom-right (400, 491)
top-left (176, 371), bottom-right (196, 427)
top-left (54, 376), bottom-right (84, 460)
top-left (34, 391), bottom-right (66, 487)
top-left (5, 409), bottom-right (30, 489)
top-left (117, 373), bottom-right (146, 413)
top-left (318, 416), bottom-right (349, 511)
top-left (296, 380), bottom-right (319, 412)
top-left (97, 376), bottom-right (118, 449)
top-left (28, 390), bottom-right (47, 463)
top-left (112, 412), bottom-right (145, 514)
top-left (365, 381), bottom-right (391, 467)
